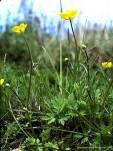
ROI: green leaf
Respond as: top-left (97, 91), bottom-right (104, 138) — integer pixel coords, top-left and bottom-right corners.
top-left (45, 142), bottom-right (59, 150)
top-left (81, 136), bottom-right (88, 144)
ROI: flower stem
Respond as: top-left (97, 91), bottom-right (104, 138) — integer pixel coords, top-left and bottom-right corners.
top-left (9, 99), bottom-right (30, 137)
top-left (59, 38), bottom-right (63, 94)
top-left (59, 0), bottom-right (63, 12)
top-left (69, 19), bottom-right (78, 53)
top-left (69, 19), bottom-right (79, 76)
top-left (22, 34), bottom-right (33, 109)
top-left (59, 0), bottom-right (63, 94)
top-left (84, 48), bottom-right (90, 84)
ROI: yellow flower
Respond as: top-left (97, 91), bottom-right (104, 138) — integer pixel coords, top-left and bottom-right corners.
top-left (19, 23), bottom-right (27, 32)
top-left (0, 78), bottom-right (4, 86)
top-left (59, 9), bottom-right (78, 20)
top-left (12, 23), bottom-right (27, 34)
top-left (101, 62), bottom-right (113, 69)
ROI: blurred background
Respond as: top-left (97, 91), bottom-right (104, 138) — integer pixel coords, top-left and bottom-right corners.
top-left (1, 0), bottom-right (113, 30)
top-left (0, 0), bottom-right (113, 69)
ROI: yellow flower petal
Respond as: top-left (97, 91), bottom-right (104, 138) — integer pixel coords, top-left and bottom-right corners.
top-left (59, 9), bottom-right (78, 20)
top-left (101, 62), bottom-right (113, 69)
top-left (19, 23), bottom-right (27, 32)
top-left (12, 26), bottom-right (21, 33)
top-left (0, 78), bottom-right (4, 86)
top-left (12, 23), bottom-right (27, 34)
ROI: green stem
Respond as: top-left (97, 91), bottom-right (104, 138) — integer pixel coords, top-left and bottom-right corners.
top-left (8, 86), bottom-right (35, 136)
top-left (9, 99), bottom-right (30, 137)
top-left (69, 19), bottom-right (79, 74)
top-left (8, 86), bottom-right (25, 107)
top-left (59, 39), bottom-right (62, 94)
top-left (59, 0), bottom-right (63, 94)
top-left (84, 48), bottom-right (90, 85)
top-left (22, 34), bottom-right (33, 109)
top-left (59, 0), bottom-right (63, 12)
top-left (69, 19), bottom-right (78, 53)
top-left (83, 48), bottom-right (95, 112)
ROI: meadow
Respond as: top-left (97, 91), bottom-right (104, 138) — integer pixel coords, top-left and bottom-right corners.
top-left (1, 10), bottom-right (113, 151)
